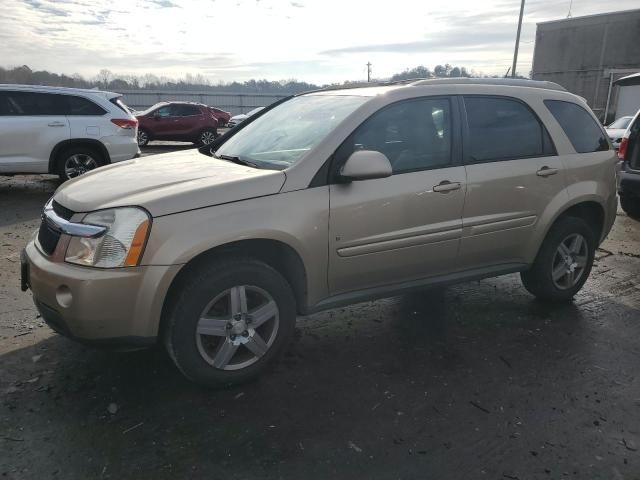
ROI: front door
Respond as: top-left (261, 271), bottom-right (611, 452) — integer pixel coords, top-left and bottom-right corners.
top-left (328, 96), bottom-right (466, 294)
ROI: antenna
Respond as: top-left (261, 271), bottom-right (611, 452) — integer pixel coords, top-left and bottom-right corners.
top-left (567, 0), bottom-right (573, 17)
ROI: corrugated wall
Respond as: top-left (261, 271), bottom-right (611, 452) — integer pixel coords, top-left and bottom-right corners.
top-left (117, 90), bottom-right (290, 115)
top-left (531, 9), bottom-right (640, 122)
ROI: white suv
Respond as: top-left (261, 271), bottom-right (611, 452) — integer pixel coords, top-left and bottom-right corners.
top-left (0, 85), bottom-right (140, 180)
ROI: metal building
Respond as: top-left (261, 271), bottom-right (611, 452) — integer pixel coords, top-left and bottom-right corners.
top-left (531, 8), bottom-right (640, 123)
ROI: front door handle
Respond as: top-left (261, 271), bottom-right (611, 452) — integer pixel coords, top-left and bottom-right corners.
top-left (433, 181), bottom-right (461, 193)
top-left (536, 166), bottom-right (559, 177)
top-left (48, 122), bottom-right (66, 127)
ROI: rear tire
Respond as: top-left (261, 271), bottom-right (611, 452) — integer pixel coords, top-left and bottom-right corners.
top-left (521, 216), bottom-right (596, 302)
top-left (620, 196), bottom-right (640, 220)
top-left (56, 146), bottom-right (104, 181)
top-left (163, 258), bottom-right (296, 387)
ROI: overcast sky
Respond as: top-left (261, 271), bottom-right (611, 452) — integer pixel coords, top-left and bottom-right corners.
top-left (2, 0), bottom-right (638, 84)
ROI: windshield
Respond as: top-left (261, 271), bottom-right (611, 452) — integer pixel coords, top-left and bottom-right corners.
top-left (215, 95), bottom-right (368, 170)
top-left (608, 116), bottom-right (633, 129)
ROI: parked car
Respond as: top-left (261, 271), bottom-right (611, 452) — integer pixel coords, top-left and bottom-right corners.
top-left (618, 110), bottom-right (640, 219)
top-left (136, 102), bottom-right (218, 147)
top-left (208, 106), bottom-right (231, 127)
top-left (23, 78), bottom-right (618, 386)
top-left (605, 115), bottom-right (634, 149)
top-left (227, 106), bottom-right (264, 128)
top-left (0, 84), bottom-right (139, 180)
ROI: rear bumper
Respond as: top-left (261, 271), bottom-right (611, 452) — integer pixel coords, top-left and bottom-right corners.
top-left (101, 134), bottom-right (139, 163)
top-left (619, 170), bottom-right (640, 199)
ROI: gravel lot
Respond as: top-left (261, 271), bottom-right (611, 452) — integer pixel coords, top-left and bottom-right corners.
top-left (1, 146), bottom-right (640, 479)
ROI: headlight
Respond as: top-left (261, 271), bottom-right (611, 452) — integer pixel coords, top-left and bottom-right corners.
top-left (65, 207), bottom-right (151, 268)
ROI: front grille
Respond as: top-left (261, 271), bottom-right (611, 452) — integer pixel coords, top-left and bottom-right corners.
top-left (52, 200), bottom-right (74, 220)
top-left (37, 221), bottom-right (61, 255)
top-left (37, 201), bottom-right (76, 256)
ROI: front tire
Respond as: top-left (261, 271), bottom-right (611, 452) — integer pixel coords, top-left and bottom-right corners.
top-left (197, 129), bottom-right (217, 146)
top-left (56, 146), bottom-right (103, 181)
top-left (137, 128), bottom-right (150, 147)
top-left (620, 195), bottom-right (640, 220)
top-left (163, 258), bottom-right (296, 387)
top-left (521, 216), bottom-right (596, 302)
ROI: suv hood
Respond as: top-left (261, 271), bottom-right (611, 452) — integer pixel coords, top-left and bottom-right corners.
top-left (54, 150), bottom-right (286, 217)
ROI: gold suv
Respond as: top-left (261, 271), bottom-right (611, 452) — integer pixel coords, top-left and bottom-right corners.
top-left (22, 79), bottom-right (618, 386)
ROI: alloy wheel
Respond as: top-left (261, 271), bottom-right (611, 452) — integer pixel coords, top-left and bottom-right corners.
top-left (551, 233), bottom-right (589, 290)
top-left (195, 285), bottom-right (280, 370)
top-left (64, 154), bottom-right (98, 179)
top-left (137, 130), bottom-right (148, 146)
top-left (200, 130), bottom-right (216, 145)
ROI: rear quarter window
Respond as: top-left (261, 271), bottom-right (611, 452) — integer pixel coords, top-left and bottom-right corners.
top-left (544, 100), bottom-right (609, 153)
top-left (64, 95), bottom-right (106, 115)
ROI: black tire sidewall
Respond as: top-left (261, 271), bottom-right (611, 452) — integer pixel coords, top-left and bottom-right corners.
top-left (521, 216), bottom-right (596, 301)
top-left (165, 259), bottom-right (296, 387)
top-left (56, 146), bottom-right (103, 181)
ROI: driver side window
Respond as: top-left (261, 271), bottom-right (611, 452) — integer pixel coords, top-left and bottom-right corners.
top-left (343, 98), bottom-right (452, 175)
top-left (156, 105), bottom-right (173, 118)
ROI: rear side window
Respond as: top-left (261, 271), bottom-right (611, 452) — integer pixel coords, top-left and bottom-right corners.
top-left (1, 91), bottom-right (65, 115)
top-left (172, 104), bottom-right (201, 116)
top-left (544, 100), bottom-right (609, 153)
top-left (64, 95), bottom-right (106, 115)
top-left (464, 96), bottom-right (555, 163)
top-left (0, 92), bottom-right (18, 115)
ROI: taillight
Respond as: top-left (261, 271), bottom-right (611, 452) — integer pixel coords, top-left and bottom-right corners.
top-left (618, 136), bottom-right (629, 160)
top-left (111, 118), bottom-right (138, 129)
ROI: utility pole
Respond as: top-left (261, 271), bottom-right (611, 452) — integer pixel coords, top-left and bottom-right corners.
top-left (366, 62), bottom-right (372, 82)
top-left (511, 0), bottom-right (525, 78)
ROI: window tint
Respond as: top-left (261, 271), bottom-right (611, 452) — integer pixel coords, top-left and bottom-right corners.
top-left (156, 105), bottom-right (173, 117)
top-left (464, 96), bottom-right (554, 162)
top-left (1, 91), bottom-right (65, 115)
top-left (172, 104), bottom-right (201, 116)
top-left (65, 95), bottom-right (106, 115)
top-left (342, 98), bottom-right (452, 174)
top-left (544, 100), bottom-right (609, 153)
top-left (0, 92), bottom-right (19, 115)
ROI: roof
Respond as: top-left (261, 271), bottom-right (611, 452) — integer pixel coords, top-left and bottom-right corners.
top-left (308, 77), bottom-right (567, 96)
top-left (614, 72), bottom-right (640, 87)
top-left (537, 8), bottom-right (640, 26)
top-left (0, 83), bottom-right (118, 96)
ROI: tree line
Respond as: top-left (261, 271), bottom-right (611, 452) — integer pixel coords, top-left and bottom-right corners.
top-left (1, 63), bottom-right (480, 94)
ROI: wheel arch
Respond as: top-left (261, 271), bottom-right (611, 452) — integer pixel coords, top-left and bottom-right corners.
top-left (160, 238), bottom-right (309, 334)
top-left (527, 197), bottom-right (606, 263)
top-left (49, 139), bottom-right (111, 173)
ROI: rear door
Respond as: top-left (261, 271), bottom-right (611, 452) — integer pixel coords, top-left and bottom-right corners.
top-left (458, 95), bottom-right (567, 268)
top-left (328, 96), bottom-right (467, 294)
top-left (171, 104), bottom-right (204, 139)
top-left (0, 91), bottom-right (70, 173)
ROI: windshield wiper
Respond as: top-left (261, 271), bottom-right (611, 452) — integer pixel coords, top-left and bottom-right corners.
top-left (213, 153), bottom-right (260, 168)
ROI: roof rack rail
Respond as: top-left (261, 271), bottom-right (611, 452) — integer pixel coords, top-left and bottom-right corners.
top-left (409, 77), bottom-right (567, 92)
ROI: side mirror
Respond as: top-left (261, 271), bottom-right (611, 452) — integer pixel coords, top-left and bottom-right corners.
top-left (340, 150), bottom-right (392, 181)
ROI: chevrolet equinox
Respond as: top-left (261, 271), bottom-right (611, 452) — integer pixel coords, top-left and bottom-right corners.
top-left (22, 78), bottom-right (618, 386)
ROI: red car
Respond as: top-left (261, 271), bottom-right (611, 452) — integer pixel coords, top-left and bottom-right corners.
top-left (136, 102), bottom-right (218, 147)
top-left (208, 106), bottom-right (231, 127)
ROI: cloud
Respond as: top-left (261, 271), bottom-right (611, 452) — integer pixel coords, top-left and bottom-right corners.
top-left (146, 0), bottom-right (180, 7)
top-left (21, 0), bottom-right (69, 17)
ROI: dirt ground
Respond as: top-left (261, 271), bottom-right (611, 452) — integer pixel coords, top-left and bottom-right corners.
top-left (1, 146), bottom-right (640, 479)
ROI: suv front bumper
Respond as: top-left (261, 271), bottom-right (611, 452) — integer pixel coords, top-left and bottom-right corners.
top-left (22, 241), bottom-right (180, 347)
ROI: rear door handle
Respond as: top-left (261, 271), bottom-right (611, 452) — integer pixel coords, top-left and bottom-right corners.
top-left (536, 166), bottom-right (558, 177)
top-left (433, 181), bottom-right (461, 193)
top-left (48, 122), bottom-right (66, 127)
